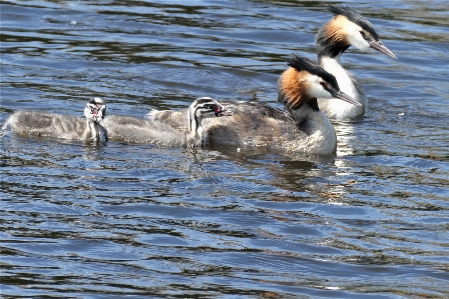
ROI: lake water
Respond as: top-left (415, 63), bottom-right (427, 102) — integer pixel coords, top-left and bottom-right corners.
top-left (1, 0), bottom-right (448, 298)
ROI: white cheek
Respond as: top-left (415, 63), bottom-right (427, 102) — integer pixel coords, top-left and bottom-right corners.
top-left (308, 75), bottom-right (333, 99)
top-left (84, 108), bottom-right (92, 120)
top-left (346, 23), bottom-right (371, 51)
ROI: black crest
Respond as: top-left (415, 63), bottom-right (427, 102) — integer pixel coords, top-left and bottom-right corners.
top-left (328, 4), bottom-right (379, 40)
top-left (287, 54), bottom-right (340, 91)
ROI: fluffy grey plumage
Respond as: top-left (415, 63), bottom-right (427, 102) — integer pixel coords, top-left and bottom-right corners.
top-left (3, 97), bottom-right (231, 148)
top-left (2, 98), bottom-right (107, 142)
top-left (102, 115), bottom-right (204, 147)
top-left (104, 97), bottom-right (232, 147)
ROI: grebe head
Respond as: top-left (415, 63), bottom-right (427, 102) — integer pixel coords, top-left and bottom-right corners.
top-left (84, 97), bottom-right (106, 123)
top-left (279, 54), bottom-right (361, 112)
top-left (190, 97), bottom-right (233, 119)
top-left (187, 97), bottom-right (233, 135)
top-left (317, 4), bottom-right (397, 59)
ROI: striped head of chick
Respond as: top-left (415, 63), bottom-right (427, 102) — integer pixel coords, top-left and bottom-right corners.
top-left (84, 97), bottom-right (106, 123)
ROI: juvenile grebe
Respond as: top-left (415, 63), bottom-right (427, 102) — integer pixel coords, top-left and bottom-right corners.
top-left (147, 55), bottom-right (360, 155)
top-left (3, 97), bottom-right (108, 142)
top-left (104, 97), bottom-right (232, 147)
top-left (315, 4), bottom-right (397, 119)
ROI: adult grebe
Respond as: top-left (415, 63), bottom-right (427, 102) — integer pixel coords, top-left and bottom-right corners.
top-left (147, 55), bottom-right (360, 155)
top-left (315, 4), bottom-right (397, 119)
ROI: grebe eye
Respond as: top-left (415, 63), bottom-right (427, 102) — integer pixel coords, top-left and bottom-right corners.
top-left (360, 31), bottom-right (365, 36)
top-left (319, 81), bottom-right (326, 86)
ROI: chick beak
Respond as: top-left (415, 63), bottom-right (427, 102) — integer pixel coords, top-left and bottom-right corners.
top-left (93, 108), bottom-right (105, 123)
top-left (369, 40), bottom-right (398, 59)
top-left (329, 89), bottom-right (362, 106)
top-left (214, 105), bottom-right (233, 117)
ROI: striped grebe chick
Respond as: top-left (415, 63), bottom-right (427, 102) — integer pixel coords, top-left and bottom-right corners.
top-left (3, 97), bottom-right (108, 142)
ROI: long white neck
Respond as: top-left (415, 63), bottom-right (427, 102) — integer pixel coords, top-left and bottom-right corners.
top-left (186, 108), bottom-right (206, 145)
top-left (291, 103), bottom-right (337, 155)
top-left (83, 119), bottom-right (107, 143)
top-left (186, 123), bottom-right (205, 141)
top-left (277, 68), bottom-right (338, 155)
top-left (317, 56), bottom-right (366, 119)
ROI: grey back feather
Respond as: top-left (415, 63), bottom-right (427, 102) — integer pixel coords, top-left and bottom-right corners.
top-left (3, 110), bottom-right (104, 141)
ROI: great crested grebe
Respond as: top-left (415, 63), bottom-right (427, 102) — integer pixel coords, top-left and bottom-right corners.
top-left (315, 4), bottom-right (397, 119)
top-left (103, 97), bottom-right (232, 147)
top-left (3, 97), bottom-right (108, 142)
top-left (147, 55), bottom-right (360, 155)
